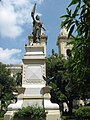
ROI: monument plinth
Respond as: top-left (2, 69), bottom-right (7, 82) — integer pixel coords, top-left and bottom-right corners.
top-left (22, 35), bottom-right (47, 86)
top-left (21, 34), bottom-right (47, 107)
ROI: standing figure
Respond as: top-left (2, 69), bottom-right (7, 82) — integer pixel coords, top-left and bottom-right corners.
top-left (31, 3), bottom-right (45, 43)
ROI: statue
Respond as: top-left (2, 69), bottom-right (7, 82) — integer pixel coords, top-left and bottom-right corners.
top-left (42, 75), bottom-right (54, 86)
top-left (31, 3), bottom-right (45, 43)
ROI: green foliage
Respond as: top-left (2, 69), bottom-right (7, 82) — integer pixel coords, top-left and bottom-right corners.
top-left (0, 62), bottom-right (15, 94)
top-left (14, 106), bottom-right (47, 120)
top-left (0, 118), bottom-right (3, 120)
top-left (0, 62), bottom-right (15, 113)
top-left (1, 93), bottom-right (14, 111)
top-left (46, 52), bottom-right (79, 113)
top-left (46, 53), bottom-right (66, 104)
top-left (61, 0), bottom-right (90, 40)
top-left (75, 106), bottom-right (90, 119)
top-left (61, 0), bottom-right (90, 99)
top-left (14, 72), bottom-right (22, 86)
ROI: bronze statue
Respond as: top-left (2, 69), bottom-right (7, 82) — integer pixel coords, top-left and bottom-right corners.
top-left (31, 3), bottom-right (45, 43)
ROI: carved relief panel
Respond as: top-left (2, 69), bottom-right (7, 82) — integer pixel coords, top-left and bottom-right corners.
top-left (23, 64), bottom-right (45, 84)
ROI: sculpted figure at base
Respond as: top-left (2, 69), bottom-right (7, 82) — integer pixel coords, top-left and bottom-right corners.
top-left (31, 3), bottom-right (45, 43)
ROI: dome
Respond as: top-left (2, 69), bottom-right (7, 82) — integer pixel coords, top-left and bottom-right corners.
top-left (59, 27), bottom-right (69, 37)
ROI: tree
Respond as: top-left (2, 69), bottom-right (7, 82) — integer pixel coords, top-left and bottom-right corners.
top-left (61, 0), bottom-right (90, 100)
top-left (46, 51), bottom-right (79, 114)
top-left (14, 72), bottom-right (22, 86)
top-left (0, 62), bottom-right (15, 114)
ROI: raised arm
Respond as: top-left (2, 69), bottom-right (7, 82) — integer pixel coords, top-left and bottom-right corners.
top-left (31, 3), bottom-right (36, 21)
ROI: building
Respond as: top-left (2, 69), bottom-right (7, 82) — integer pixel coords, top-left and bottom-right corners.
top-left (6, 64), bottom-right (22, 77)
top-left (57, 26), bottom-right (72, 58)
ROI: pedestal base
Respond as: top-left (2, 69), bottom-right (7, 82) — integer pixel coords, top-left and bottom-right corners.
top-left (46, 110), bottom-right (61, 120)
top-left (4, 111), bottom-right (16, 120)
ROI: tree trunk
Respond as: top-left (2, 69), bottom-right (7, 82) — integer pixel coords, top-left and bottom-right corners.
top-left (68, 100), bottom-right (73, 114)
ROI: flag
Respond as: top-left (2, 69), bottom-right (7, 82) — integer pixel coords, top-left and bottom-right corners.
top-left (32, 3), bottom-right (36, 15)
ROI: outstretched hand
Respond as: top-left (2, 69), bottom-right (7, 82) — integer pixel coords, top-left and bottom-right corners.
top-left (31, 12), bottom-right (34, 17)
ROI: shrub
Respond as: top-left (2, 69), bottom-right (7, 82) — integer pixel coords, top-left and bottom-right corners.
top-left (75, 106), bottom-right (90, 119)
top-left (14, 105), bottom-right (47, 120)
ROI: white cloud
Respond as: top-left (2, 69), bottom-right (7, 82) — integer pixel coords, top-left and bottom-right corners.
top-left (0, 0), bottom-right (44, 39)
top-left (27, 0), bottom-right (44, 4)
top-left (0, 47), bottom-right (22, 64)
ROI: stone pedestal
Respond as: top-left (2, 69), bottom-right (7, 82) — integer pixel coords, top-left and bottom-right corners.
top-left (21, 35), bottom-right (47, 107)
top-left (4, 111), bottom-right (16, 120)
top-left (42, 86), bottom-right (61, 120)
top-left (4, 34), bottom-right (61, 120)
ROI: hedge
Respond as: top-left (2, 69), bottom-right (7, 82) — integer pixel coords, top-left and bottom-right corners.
top-left (75, 106), bottom-right (90, 119)
top-left (14, 105), bottom-right (47, 120)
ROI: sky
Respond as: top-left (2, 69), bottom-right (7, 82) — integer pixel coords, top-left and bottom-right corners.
top-left (0, 0), bottom-right (71, 64)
